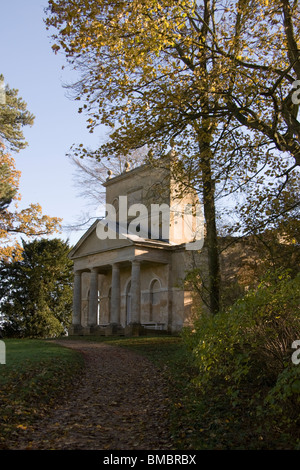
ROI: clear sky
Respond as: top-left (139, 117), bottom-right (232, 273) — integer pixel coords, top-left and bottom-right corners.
top-left (0, 0), bottom-right (108, 246)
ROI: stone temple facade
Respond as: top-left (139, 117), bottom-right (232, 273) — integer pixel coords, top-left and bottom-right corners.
top-left (68, 160), bottom-right (202, 336)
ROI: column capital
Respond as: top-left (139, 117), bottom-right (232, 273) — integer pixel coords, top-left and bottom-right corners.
top-left (112, 262), bottom-right (121, 269)
top-left (90, 267), bottom-right (99, 275)
top-left (131, 259), bottom-right (141, 266)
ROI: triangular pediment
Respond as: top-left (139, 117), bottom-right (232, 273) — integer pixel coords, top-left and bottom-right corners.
top-left (69, 219), bottom-right (134, 259)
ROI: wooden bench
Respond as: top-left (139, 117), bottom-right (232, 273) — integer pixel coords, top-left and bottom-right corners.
top-left (141, 322), bottom-right (166, 330)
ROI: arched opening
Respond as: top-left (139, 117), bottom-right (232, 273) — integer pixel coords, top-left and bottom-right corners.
top-left (150, 279), bottom-right (161, 322)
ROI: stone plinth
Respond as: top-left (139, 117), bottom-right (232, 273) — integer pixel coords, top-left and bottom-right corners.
top-left (124, 323), bottom-right (146, 337)
top-left (68, 324), bottom-right (84, 336)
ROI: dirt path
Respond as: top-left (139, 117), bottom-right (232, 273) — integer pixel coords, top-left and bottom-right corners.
top-left (11, 340), bottom-right (175, 450)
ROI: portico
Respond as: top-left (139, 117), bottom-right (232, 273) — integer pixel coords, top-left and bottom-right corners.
top-left (68, 161), bottom-right (199, 336)
top-left (68, 229), bottom-right (183, 335)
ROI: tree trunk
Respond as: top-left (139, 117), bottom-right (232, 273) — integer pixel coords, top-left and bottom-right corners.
top-left (199, 142), bottom-right (220, 315)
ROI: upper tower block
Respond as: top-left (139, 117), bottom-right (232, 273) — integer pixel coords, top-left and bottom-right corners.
top-left (102, 158), bottom-right (201, 245)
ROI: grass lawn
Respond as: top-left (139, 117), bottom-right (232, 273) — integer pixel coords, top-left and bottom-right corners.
top-left (0, 338), bottom-right (84, 448)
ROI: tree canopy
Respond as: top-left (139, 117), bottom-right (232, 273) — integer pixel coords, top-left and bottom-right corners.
top-left (0, 74), bottom-right (35, 153)
top-left (45, 0), bottom-right (300, 234)
top-left (45, 0), bottom-right (300, 164)
top-left (45, 0), bottom-right (300, 312)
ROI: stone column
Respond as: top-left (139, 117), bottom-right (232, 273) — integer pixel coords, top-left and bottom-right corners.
top-left (130, 260), bottom-right (141, 324)
top-left (167, 263), bottom-right (173, 333)
top-left (110, 263), bottom-right (120, 325)
top-left (88, 268), bottom-right (99, 327)
top-left (72, 271), bottom-right (82, 327)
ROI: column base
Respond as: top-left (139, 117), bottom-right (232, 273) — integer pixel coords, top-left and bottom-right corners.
top-left (124, 323), bottom-right (146, 337)
top-left (90, 325), bottom-right (106, 336)
top-left (68, 324), bottom-right (84, 336)
top-left (77, 326), bottom-right (96, 335)
top-left (105, 323), bottom-right (123, 336)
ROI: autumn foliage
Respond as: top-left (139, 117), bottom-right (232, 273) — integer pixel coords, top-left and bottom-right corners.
top-left (0, 144), bottom-right (61, 261)
top-left (45, 0), bottom-right (300, 315)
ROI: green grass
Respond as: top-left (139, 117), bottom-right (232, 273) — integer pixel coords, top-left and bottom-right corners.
top-left (0, 338), bottom-right (84, 448)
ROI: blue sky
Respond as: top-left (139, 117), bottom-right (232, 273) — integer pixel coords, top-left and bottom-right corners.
top-left (0, 0), bottom-right (108, 246)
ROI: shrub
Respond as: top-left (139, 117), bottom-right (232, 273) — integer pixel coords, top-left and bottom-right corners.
top-left (184, 270), bottom-right (300, 422)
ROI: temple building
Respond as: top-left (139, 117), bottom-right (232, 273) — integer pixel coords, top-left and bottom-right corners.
top-left (68, 160), bottom-right (203, 336)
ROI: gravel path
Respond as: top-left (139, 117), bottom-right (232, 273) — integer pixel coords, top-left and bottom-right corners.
top-left (11, 340), bottom-right (174, 450)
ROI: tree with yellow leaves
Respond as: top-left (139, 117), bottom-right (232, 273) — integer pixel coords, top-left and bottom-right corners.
top-left (45, 0), bottom-right (299, 312)
top-left (46, 0), bottom-right (226, 313)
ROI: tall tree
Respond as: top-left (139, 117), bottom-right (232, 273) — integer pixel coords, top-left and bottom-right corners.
top-left (0, 238), bottom-right (73, 338)
top-left (45, 0), bottom-right (300, 312)
top-left (46, 0), bottom-right (225, 313)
